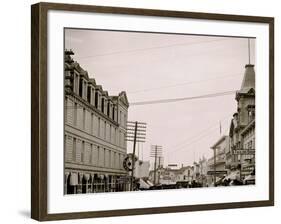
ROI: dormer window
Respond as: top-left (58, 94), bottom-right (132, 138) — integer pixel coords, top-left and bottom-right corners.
top-left (87, 86), bottom-right (91, 103)
top-left (112, 107), bottom-right (115, 121)
top-left (107, 102), bottom-right (110, 117)
top-left (95, 91), bottom-right (98, 108)
top-left (101, 98), bottom-right (104, 113)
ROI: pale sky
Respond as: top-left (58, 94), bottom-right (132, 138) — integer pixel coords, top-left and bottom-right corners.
top-left (65, 28), bottom-right (255, 168)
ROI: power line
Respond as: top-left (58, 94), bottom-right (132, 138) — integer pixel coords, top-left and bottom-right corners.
top-left (167, 115), bottom-right (231, 156)
top-left (73, 38), bottom-right (231, 60)
top-left (130, 90), bottom-right (237, 106)
top-left (167, 131), bottom-right (216, 164)
top-left (166, 119), bottom-right (231, 165)
top-left (127, 73), bottom-right (242, 94)
top-left (65, 90), bottom-right (237, 109)
top-left (167, 114), bottom-right (231, 152)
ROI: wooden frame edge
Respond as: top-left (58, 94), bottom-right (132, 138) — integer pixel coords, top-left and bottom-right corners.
top-left (268, 18), bottom-right (274, 205)
top-left (31, 3), bottom-right (48, 221)
top-left (31, 2), bottom-right (274, 221)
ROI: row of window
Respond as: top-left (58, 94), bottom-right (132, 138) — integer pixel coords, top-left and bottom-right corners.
top-left (65, 135), bottom-right (125, 170)
top-left (65, 97), bottom-right (126, 148)
top-left (243, 139), bottom-right (255, 150)
top-left (70, 72), bottom-right (128, 125)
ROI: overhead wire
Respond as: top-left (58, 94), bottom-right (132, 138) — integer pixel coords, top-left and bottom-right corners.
top-left (167, 115), bottom-right (231, 156)
top-left (130, 90), bottom-right (237, 106)
top-left (73, 38), bottom-right (231, 60)
top-left (64, 90), bottom-right (237, 109)
top-left (126, 73), bottom-right (242, 94)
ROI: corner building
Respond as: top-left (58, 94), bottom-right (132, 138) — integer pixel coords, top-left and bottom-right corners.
top-left (229, 64), bottom-right (255, 177)
top-left (64, 50), bottom-right (129, 194)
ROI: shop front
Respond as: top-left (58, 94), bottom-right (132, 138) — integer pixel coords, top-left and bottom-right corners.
top-left (65, 171), bottom-right (129, 194)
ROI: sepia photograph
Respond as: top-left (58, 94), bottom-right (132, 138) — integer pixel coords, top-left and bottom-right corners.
top-left (63, 28), bottom-right (256, 195)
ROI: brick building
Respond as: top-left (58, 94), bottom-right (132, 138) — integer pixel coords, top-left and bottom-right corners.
top-left (64, 50), bottom-right (129, 194)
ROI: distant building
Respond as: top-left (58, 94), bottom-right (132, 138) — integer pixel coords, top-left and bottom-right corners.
top-left (198, 157), bottom-right (208, 186)
top-left (150, 165), bottom-right (194, 185)
top-left (64, 50), bottom-right (130, 194)
top-left (208, 135), bottom-right (229, 184)
top-left (193, 162), bottom-right (200, 181)
top-left (180, 166), bottom-right (194, 182)
top-left (150, 167), bottom-right (179, 185)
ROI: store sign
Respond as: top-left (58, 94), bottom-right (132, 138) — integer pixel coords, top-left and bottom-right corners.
top-left (163, 175), bottom-right (171, 180)
top-left (207, 170), bottom-right (227, 175)
top-left (232, 149), bottom-right (255, 155)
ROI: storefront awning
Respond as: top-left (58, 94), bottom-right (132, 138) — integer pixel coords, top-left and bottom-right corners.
top-left (139, 178), bottom-right (150, 189)
top-left (244, 174), bottom-right (255, 182)
top-left (78, 173), bottom-right (83, 182)
top-left (83, 174), bottom-right (90, 181)
top-left (69, 173), bottom-right (78, 186)
top-left (223, 171), bottom-right (239, 181)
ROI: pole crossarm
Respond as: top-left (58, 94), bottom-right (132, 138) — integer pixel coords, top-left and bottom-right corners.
top-left (126, 128), bottom-right (146, 132)
top-left (126, 132), bottom-right (146, 136)
top-left (127, 121), bottom-right (147, 125)
top-left (126, 136), bottom-right (146, 140)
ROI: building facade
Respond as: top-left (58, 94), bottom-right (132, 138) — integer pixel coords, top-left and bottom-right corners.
top-left (207, 135), bottom-right (229, 185)
top-left (229, 64), bottom-right (255, 178)
top-left (198, 157), bottom-right (208, 186)
top-left (64, 50), bottom-right (129, 194)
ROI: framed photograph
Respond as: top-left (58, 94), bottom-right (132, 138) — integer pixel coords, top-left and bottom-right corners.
top-left (31, 2), bottom-right (274, 221)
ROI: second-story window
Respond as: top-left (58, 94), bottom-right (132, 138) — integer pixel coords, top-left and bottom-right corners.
top-left (72, 138), bottom-right (76, 162)
top-left (81, 141), bottom-right (85, 163)
top-left (79, 78), bottom-right (83, 97)
top-left (87, 86), bottom-right (91, 103)
top-left (90, 144), bottom-right (93, 164)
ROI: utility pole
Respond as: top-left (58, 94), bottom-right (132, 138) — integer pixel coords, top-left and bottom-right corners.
top-left (126, 121), bottom-right (147, 191)
top-left (150, 145), bottom-right (162, 185)
top-left (157, 156), bottom-right (163, 184)
top-left (214, 147), bottom-right (216, 187)
top-left (248, 38), bottom-right (251, 64)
